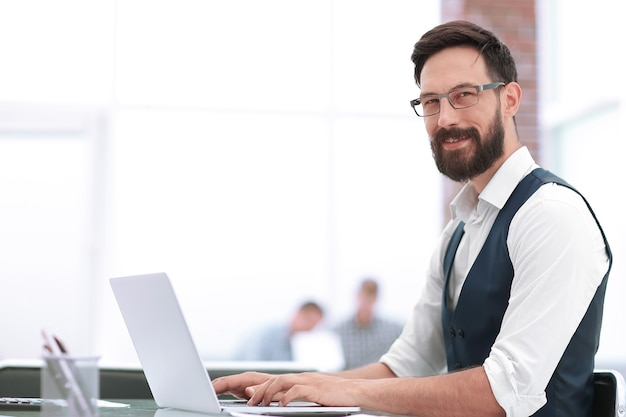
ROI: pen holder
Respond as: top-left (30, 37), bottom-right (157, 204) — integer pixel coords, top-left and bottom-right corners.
top-left (41, 354), bottom-right (100, 417)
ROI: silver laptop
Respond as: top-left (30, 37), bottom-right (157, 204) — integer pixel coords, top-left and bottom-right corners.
top-left (110, 272), bottom-right (360, 415)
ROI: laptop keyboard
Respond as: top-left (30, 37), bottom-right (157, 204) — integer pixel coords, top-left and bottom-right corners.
top-left (0, 397), bottom-right (45, 410)
top-left (219, 399), bottom-right (256, 407)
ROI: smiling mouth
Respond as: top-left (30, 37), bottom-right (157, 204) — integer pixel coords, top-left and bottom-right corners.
top-left (443, 136), bottom-right (467, 143)
top-left (433, 127), bottom-right (477, 147)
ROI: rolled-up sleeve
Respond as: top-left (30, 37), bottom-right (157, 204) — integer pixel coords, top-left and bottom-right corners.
top-left (483, 183), bottom-right (609, 417)
top-left (484, 352), bottom-right (547, 417)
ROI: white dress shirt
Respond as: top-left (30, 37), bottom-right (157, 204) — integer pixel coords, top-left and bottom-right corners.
top-left (381, 147), bottom-right (610, 417)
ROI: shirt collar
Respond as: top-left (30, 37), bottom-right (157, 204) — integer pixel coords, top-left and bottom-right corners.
top-left (450, 146), bottom-right (538, 221)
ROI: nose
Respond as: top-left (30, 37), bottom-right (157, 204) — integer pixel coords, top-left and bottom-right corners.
top-left (437, 97), bottom-right (459, 128)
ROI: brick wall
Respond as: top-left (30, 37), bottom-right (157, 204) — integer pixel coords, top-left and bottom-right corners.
top-left (438, 0), bottom-right (538, 223)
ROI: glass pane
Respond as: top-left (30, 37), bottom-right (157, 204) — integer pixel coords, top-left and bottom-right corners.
top-left (0, 133), bottom-right (93, 357)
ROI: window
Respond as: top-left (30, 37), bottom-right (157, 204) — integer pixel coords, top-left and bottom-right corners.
top-left (538, 0), bottom-right (625, 364)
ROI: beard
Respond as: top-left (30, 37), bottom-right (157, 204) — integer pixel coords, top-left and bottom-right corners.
top-left (430, 109), bottom-right (505, 182)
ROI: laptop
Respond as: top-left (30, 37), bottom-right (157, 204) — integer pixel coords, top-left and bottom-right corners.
top-left (110, 272), bottom-right (361, 415)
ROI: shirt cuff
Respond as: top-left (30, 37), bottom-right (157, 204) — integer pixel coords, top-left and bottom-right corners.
top-left (484, 351), bottom-right (547, 417)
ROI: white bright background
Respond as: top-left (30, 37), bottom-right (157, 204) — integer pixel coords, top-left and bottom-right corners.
top-left (0, 0), bottom-right (624, 373)
top-left (537, 0), bottom-right (625, 369)
top-left (0, 1), bottom-right (441, 363)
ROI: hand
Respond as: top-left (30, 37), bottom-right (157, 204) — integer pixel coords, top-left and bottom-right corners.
top-left (246, 372), bottom-right (358, 407)
top-left (212, 371), bottom-right (276, 400)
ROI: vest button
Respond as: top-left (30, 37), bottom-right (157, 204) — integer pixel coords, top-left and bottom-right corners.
top-left (455, 363), bottom-right (462, 369)
top-left (449, 328), bottom-right (456, 337)
top-left (457, 329), bottom-right (465, 338)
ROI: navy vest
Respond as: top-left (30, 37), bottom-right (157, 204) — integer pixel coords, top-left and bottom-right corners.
top-left (442, 168), bottom-right (612, 417)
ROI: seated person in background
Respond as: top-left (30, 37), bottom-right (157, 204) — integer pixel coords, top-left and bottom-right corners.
top-left (334, 278), bottom-right (403, 370)
top-left (232, 301), bottom-right (324, 361)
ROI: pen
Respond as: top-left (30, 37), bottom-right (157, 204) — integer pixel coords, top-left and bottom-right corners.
top-left (53, 335), bottom-right (68, 354)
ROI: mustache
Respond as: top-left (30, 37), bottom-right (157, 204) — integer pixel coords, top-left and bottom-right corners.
top-left (432, 127), bottom-right (480, 144)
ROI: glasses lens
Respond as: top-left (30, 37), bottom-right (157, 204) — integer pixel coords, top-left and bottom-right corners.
top-left (415, 96), bottom-right (439, 117)
top-left (449, 87), bottom-right (479, 109)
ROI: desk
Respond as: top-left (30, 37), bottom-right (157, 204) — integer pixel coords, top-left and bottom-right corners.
top-left (0, 400), bottom-right (381, 417)
top-left (0, 400), bottom-right (158, 417)
top-left (1, 400), bottom-right (163, 417)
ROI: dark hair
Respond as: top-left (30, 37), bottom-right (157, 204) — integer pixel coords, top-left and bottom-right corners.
top-left (299, 301), bottom-right (324, 316)
top-left (359, 278), bottom-right (379, 297)
top-left (411, 20), bottom-right (518, 87)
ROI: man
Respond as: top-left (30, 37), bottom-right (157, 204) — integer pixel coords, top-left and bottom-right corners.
top-left (334, 278), bottom-right (403, 369)
top-left (232, 301), bottom-right (324, 361)
top-left (214, 20), bottom-right (611, 417)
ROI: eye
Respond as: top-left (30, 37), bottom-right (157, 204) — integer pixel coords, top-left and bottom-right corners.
top-left (422, 96), bottom-right (439, 106)
top-left (450, 88), bottom-right (478, 106)
top-left (452, 89), bottom-right (476, 99)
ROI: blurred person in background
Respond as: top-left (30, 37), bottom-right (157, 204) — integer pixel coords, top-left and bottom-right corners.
top-left (334, 278), bottom-right (403, 369)
top-left (233, 301), bottom-right (324, 361)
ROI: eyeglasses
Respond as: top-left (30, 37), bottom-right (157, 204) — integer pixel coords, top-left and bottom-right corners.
top-left (410, 82), bottom-right (505, 117)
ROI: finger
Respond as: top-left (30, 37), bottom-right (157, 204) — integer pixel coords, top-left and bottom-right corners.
top-left (244, 385), bottom-right (256, 399)
top-left (247, 382), bottom-right (272, 406)
top-left (213, 376), bottom-right (247, 396)
top-left (214, 372), bottom-right (268, 398)
top-left (259, 376), bottom-right (296, 406)
top-left (246, 379), bottom-right (279, 406)
top-left (212, 377), bottom-right (230, 394)
top-left (278, 385), bottom-right (313, 406)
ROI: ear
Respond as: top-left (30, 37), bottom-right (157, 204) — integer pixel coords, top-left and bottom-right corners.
top-left (502, 81), bottom-right (522, 117)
